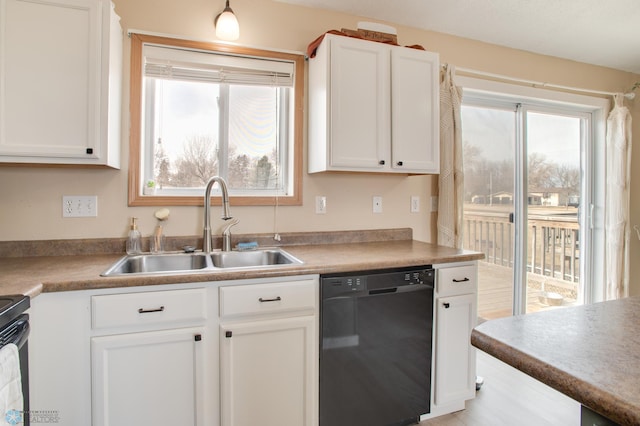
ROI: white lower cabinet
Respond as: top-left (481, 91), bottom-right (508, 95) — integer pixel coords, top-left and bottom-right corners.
top-left (434, 293), bottom-right (476, 405)
top-left (91, 327), bottom-right (205, 426)
top-left (423, 262), bottom-right (478, 420)
top-left (30, 276), bottom-right (317, 426)
top-left (90, 287), bottom-right (209, 426)
top-left (29, 284), bottom-right (215, 426)
top-left (220, 316), bottom-right (315, 426)
top-left (30, 290), bottom-right (94, 425)
top-left (219, 278), bottom-right (318, 426)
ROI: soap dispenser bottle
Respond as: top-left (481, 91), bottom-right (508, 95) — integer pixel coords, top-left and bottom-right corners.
top-left (126, 217), bottom-right (142, 254)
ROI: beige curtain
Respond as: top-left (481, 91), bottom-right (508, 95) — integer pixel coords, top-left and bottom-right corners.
top-left (437, 65), bottom-right (464, 249)
top-left (605, 93), bottom-right (632, 300)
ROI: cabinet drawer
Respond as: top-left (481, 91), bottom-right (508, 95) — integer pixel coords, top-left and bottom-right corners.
top-left (92, 288), bottom-right (207, 330)
top-left (220, 279), bottom-right (316, 319)
top-left (437, 265), bottom-right (477, 297)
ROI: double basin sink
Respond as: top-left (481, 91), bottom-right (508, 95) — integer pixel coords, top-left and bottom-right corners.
top-left (101, 248), bottom-right (303, 277)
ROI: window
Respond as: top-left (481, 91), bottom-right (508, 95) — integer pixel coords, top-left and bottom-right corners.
top-left (128, 34), bottom-right (304, 206)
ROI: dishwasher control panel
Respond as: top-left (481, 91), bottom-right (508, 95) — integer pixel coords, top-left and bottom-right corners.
top-left (322, 276), bottom-right (367, 298)
top-left (321, 266), bottom-right (434, 298)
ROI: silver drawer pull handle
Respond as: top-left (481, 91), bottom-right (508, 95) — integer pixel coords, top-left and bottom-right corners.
top-left (259, 296), bottom-right (282, 303)
top-left (138, 306), bottom-right (165, 314)
top-left (452, 278), bottom-right (470, 283)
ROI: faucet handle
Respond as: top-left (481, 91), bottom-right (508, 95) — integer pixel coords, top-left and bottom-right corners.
top-left (221, 218), bottom-right (239, 252)
top-left (223, 217), bottom-right (240, 232)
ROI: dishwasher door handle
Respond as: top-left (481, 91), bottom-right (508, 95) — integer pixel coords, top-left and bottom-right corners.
top-left (369, 283), bottom-right (432, 296)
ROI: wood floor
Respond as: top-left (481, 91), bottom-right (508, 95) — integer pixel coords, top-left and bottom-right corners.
top-left (419, 351), bottom-right (580, 426)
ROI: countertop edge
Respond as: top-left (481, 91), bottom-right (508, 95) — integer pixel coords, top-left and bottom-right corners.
top-left (471, 327), bottom-right (639, 425)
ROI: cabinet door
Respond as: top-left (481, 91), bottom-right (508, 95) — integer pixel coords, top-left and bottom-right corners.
top-left (0, 0), bottom-right (100, 159)
top-left (329, 36), bottom-right (390, 170)
top-left (92, 328), bottom-right (205, 426)
top-left (0, 0), bottom-right (121, 166)
top-left (434, 293), bottom-right (477, 405)
top-left (220, 316), bottom-right (316, 426)
top-left (391, 48), bottom-right (440, 173)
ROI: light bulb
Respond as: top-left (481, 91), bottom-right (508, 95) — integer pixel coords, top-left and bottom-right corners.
top-left (215, 8), bottom-right (239, 41)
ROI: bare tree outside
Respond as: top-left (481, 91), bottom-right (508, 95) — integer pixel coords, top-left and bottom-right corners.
top-left (171, 135), bottom-right (218, 187)
top-left (153, 135), bottom-right (279, 190)
top-left (528, 152), bottom-right (555, 189)
top-left (552, 163), bottom-right (581, 203)
top-left (228, 153), bottom-right (251, 189)
top-left (463, 142), bottom-right (514, 203)
top-left (463, 143), bottom-right (579, 205)
top-left (154, 138), bottom-right (171, 189)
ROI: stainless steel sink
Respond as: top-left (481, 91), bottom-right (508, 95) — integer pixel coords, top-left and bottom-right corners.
top-left (209, 248), bottom-right (303, 269)
top-left (101, 248), bottom-right (303, 276)
top-left (101, 253), bottom-right (209, 276)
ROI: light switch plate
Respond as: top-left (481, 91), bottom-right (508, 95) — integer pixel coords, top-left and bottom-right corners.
top-left (315, 196), bottom-right (327, 214)
top-left (411, 196), bottom-right (420, 213)
top-left (373, 196), bottom-right (383, 213)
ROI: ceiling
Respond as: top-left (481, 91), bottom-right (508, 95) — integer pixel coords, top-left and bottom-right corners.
top-left (276, 0), bottom-right (640, 74)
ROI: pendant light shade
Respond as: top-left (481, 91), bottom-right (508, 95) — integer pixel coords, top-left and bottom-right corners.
top-left (215, 0), bottom-right (239, 41)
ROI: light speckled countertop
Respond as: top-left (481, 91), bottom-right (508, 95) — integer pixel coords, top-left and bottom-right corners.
top-left (472, 297), bottom-right (640, 425)
top-left (0, 238), bottom-right (482, 298)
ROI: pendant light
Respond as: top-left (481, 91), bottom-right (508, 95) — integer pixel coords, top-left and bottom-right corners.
top-left (215, 0), bottom-right (239, 41)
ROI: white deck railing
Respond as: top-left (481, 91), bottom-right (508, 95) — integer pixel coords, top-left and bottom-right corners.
top-left (464, 211), bottom-right (579, 284)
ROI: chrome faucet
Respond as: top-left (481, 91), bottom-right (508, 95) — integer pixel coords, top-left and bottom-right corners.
top-left (203, 176), bottom-right (234, 252)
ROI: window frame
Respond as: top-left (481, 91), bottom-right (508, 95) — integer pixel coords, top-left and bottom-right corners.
top-left (128, 33), bottom-right (304, 207)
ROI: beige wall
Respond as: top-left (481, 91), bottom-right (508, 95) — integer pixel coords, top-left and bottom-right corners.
top-left (1, 0), bottom-right (639, 293)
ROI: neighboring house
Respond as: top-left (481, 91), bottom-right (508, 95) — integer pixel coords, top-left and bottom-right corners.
top-left (529, 188), bottom-right (578, 207)
top-left (471, 191), bottom-right (514, 205)
top-left (471, 190), bottom-right (579, 207)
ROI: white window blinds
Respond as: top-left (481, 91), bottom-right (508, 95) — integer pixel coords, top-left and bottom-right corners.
top-left (143, 44), bottom-right (295, 87)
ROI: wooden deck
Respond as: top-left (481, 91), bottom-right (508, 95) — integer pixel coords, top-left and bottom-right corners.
top-left (477, 262), bottom-right (579, 320)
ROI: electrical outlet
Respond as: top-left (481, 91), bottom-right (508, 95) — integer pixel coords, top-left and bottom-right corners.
top-left (315, 196), bottom-right (327, 214)
top-left (63, 196), bottom-right (98, 217)
top-left (411, 196), bottom-right (420, 213)
top-left (373, 196), bottom-right (383, 213)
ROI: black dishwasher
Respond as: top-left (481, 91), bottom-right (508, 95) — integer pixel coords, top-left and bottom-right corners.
top-left (320, 266), bottom-right (434, 426)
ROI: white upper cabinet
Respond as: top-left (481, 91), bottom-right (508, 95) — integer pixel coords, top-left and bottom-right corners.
top-left (0, 0), bottom-right (122, 167)
top-left (308, 34), bottom-right (439, 174)
top-left (310, 35), bottom-right (390, 171)
top-left (390, 47), bottom-right (439, 172)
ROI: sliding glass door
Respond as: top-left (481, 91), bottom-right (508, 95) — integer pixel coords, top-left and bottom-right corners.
top-left (461, 103), bottom-right (517, 319)
top-left (525, 110), bottom-right (583, 314)
top-left (461, 98), bottom-right (590, 318)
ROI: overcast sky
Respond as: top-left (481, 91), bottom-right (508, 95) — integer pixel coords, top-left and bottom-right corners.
top-left (461, 105), bottom-right (581, 168)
